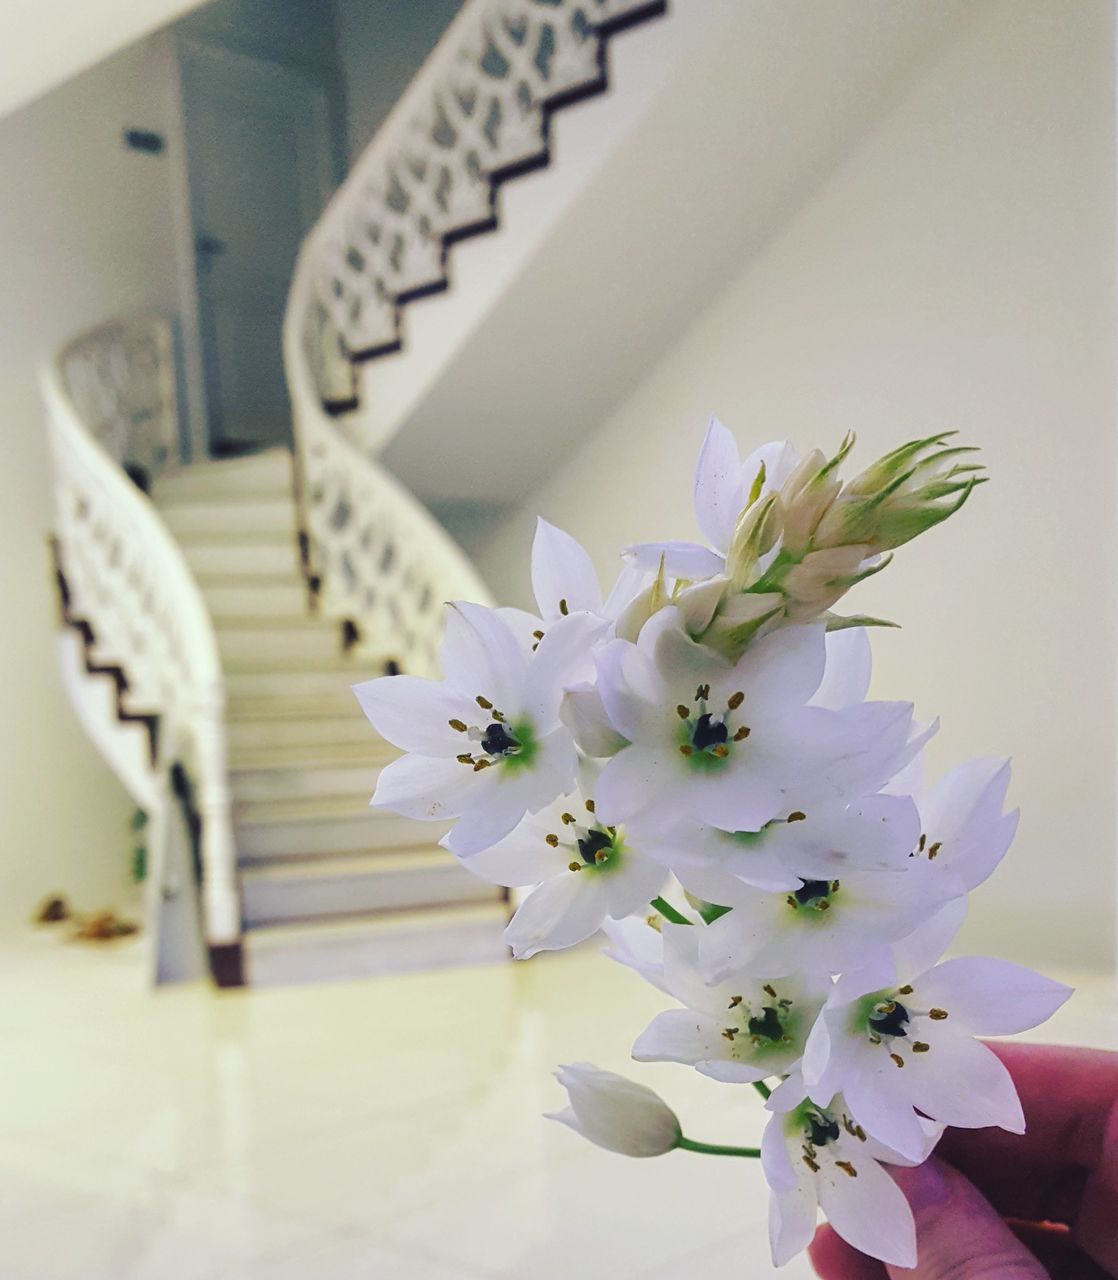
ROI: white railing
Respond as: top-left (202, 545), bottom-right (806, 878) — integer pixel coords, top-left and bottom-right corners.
top-left (285, 0), bottom-right (662, 670)
top-left (43, 316), bottom-right (239, 949)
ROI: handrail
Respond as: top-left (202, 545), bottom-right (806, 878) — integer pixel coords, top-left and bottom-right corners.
top-left (43, 315), bottom-right (239, 947)
top-left (285, 0), bottom-right (663, 670)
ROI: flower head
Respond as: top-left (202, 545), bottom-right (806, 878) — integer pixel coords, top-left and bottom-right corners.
top-left (355, 601), bottom-right (605, 857)
top-left (547, 1063), bottom-right (681, 1157)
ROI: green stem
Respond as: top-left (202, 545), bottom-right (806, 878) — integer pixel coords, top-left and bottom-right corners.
top-left (751, 1080), bottom-right (772, 1101)
top-left (677, 1136), bottom-right (760, 1159)
top-left (650, 896), bottom-right (692, 926)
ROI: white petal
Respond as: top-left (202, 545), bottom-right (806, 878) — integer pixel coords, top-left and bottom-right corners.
top-left (692, 416), bottom-right (746, 552)
top-left (843, 1062), bottom-right (931, 1163)
top-left (443, 602), bottom-right (528, 714)
top-left (601, 916), bottom-right (669, 992)
top-left (761, 1110), bottom-right (799, 1193)
top-left (497, 606), bottom-right (545, 652)
top-left (891, 896), bottom-right (968, 978)
top-left (354, 675), bottom-right (471, 755)
top-left (769, 1177), bottom-right (818, 1267)
top-left (371, 753), bottom-right (474, 821)
top-left (731, 623), bottom-right (827, 720)
top-left (524, 611), bottom-right (608, 732)
top-left (559, 684), bottom-right (628, 756)
top-left (505, 874), bottom-right (606, 958)
top-left (688, 766), bottom-right (785, 833)
top-left (906, 1034), bottom-right (1025, 1134)
top-left (594, 746), bottom-right (678, 825)
top-left (517, 727), bottom-right (579, 814)
top-left (817, 1148), bottom-right (917, 1269)
top-left (812, 626), bottom-right (872, 710)
top-left (600, 855), bottom-right (666, 919)
top-left (463, 818), bottom-right (569, 887)
top-left (915, 957), bottom-right (1072, 1035)
top-left (632, 1009), bottom-right (729, 1066)
top-left (624, 540), bottom-right (726, 579)
top-left (602, 559), bottom-right (653, 622)
top-left (443, 782), bottom-right (530, 857)
top-left (595, 638), bottom-right (663, 742)
top-left (531, 517), bottom-right (602, 621)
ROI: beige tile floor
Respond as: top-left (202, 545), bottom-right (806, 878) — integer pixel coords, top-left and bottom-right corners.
top-left (2, 928), bottom-right (1115, 1280)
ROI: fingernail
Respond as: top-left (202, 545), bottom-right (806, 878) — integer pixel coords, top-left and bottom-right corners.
top-left (892, 1158), bottom-right (953, 1212)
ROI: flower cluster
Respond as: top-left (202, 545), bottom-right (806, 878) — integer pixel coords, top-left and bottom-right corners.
top-left (355, 419), bottom-right (1070, 1269)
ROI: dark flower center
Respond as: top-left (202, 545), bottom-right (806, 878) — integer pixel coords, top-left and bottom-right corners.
top-left (793, 879), bottom-right (834, 907)
top-left (746, 1006), bottom-right (785, 1043)
top-left (807, 1112), bottom-right (841, 1147)
top-left (691, 713), bottom-right (729, 751)
top-left (869, 1001), bottom-right (911, 1038)
top-left (481, 722), bottom-right (520, 756)
top-left (577, 829), bottom-right (613, 865)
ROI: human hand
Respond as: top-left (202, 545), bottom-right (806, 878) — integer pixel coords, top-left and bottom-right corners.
top-left (808, 1042), bottom-right (1118, 1278)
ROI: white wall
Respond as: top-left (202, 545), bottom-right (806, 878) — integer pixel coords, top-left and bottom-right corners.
top-left (0, 37), bottom-right (183, 926)
top-left (474, 0), bottom-right (1117, 970)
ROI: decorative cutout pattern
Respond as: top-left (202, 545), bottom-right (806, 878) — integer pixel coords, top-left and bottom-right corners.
top-left (288, 0), bottom-right (663, 673)
top-left (302, 0), bottom-right (663, 409)
top-left (61, 317), bottom-right (179, 487)
top-left (46, 317), bottom-right (239, 945)
top-left (303, 423), bottom-right (492, 677)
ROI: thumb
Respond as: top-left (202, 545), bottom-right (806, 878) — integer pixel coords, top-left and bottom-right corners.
top-left (888, 1157), bottom-right (1048, 1280)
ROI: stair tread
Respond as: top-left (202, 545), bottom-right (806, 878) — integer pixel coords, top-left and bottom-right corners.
top-left (240, 847), bottom-right (465, 879)
top-left (216, 616), bottom-right (339, 633)
top-left (243, 899), bottom-right (507, 942)
top-left (229, 742), bottom-right (382, 769)
top-left (235, 793), bottom-right (391, 825)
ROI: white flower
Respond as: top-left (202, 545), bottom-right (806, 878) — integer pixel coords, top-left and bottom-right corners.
top-left (912, 756), bottom-right (1019, 892)
top-left (627, 418), bottom-right (800, 578)
top-left (801, 953), bottom-right (1072, 1160)
top-left (530, 517), bottom-right (648, 628)
top-left (547, 1063), bottom-right (681, 1157)
top-left (459, 768), bottom-right (666, 959)
top-left (696, 852), bottom-right (957, 982)
top-left (355, 601), bottom-right (605, 857)
top-left (594, 608), bottom-right (909, 836)
top-left (631, 923), bottom-right (829, 1083)
top-left (762, 1077), bottom-right (937, 1269)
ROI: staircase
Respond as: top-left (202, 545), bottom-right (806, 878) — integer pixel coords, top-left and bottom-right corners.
top-left (43, 0), bottom-right (668, 987)
top-left (152, 448), bottom-right (507, 984)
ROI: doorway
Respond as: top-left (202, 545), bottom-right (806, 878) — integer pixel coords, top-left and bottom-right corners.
top-left (178, 40), bottom-right (336, 455)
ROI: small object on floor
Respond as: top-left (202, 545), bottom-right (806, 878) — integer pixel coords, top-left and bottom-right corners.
top-left (71, 910), bottom-right (140, 942)
top-left (34, 895), bottom-right (70, 924)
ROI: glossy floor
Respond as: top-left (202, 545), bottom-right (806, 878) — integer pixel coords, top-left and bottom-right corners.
top-left (3, 929), bottom-right (1115, 1279)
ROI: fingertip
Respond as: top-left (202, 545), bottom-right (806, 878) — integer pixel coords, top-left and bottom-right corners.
top-left (808, 1224), bottom-right (887, 1279)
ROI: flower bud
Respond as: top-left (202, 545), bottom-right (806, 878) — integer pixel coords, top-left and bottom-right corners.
top-left (547, 1063), bottom-right (682, 1157)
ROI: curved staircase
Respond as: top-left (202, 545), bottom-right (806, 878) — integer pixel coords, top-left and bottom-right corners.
top-left (43, 0), bottom-right (667, 986)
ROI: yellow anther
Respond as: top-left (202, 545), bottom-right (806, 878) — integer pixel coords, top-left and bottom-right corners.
top-left (728, 995), bottom-right (743, 1008)
top-left (763, 984), bottom-right (778, 998)
top-left (733, 725), bottom-right (751, 741)
top-left (476, 695), bottom-right (493, 710)
top-left (473, 759), bottom-right (492, 772)
top-left (545, 834), bottom-right (560, 847)
top-left (836, 1161), bottom-right (858, 1179)
top-left (679, 744), bottom-right (693, 756)
top-left (584, 799), bottom-right (595, 813)
top-left (568, 862), bottom-right (582, 872)
top-left (912, 1042), bottom-right (930, 1053)
top-left (890, 1053), bottom-right (905, 1069)
top-left (559, 598), bottom-right (569, 616)
top-left (786, 811), bottom-right (806, 823)
top-left (929, 1008), bottom-right (949, 1020)
top-left (561, 812), bottom-right (576, 825)
top-left (803, 1156), bottom-right (820, 1173)
top-left (456, 753), bottom-right (474, 765)
top-left (594, 850), bottom-right (608, 864)
top-left (898, 985), bottom-right (914, 995)
top-left (448, 719), bottom-right (468, 732)
top-left (928, 841), bottom-right (942, 860)
top-left (727, 691), bottom-right (745, 710)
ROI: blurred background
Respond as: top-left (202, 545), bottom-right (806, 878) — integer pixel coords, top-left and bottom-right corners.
top-left (0, 1), bottom-right (1114, 1276)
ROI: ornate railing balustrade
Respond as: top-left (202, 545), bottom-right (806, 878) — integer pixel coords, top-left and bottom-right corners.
top-left (284, 0), bottom-right (663, 673)
top-left (43, 316), bottom-right (239, 952)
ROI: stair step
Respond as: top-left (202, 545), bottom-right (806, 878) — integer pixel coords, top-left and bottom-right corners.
top-left (231, 759), bottom-right (384, 804)
top-left (179, 535), bottom-right (302, 577)
top-left (162, 497), bottom-right (296, 538)
top-left (201, 580), bottom-right (309, 619)
top-left (227, 711), bottom-right (371, 751)
top-left (243, 901), bottom-right (509, 986)
top-left (224, 666), bottom-right (372, 700)
top-left (240, 849), bottom-right (500, 928)
top-left (235, 797), bottom-right (442, 860)
top-left (217, 620), bottom-right (343, 666)
top-left (227, 690), bottom-right (359, 720)
top-left (153, 449), bottom-right (294, 501)
top-left (228, 741), bottom-right (380, 770)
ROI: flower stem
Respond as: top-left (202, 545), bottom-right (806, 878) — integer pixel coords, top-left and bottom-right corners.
top-left (650, 896), bottom-right (692, 926)
top-left (751, 1080), bottom-right (772, 1100)
top-left (677, 1136), bottom-right (760, 1159)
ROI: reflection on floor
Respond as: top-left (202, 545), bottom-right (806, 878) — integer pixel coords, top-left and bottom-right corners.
top-left (3, 929), bottom-right (1115, 1279)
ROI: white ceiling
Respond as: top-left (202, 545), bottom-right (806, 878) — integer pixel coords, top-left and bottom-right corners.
top-left (381, 0), bottom-right (977, 507)
top-left (0, 0), bottom-right (204, 120)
